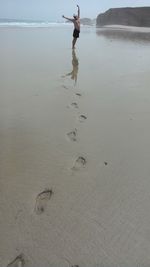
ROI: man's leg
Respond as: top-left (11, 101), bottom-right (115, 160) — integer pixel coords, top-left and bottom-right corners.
top-left (72, 38), bottom-right (77, 49)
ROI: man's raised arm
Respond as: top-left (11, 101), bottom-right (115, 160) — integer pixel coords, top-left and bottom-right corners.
top-left (77, 5), bottom-right (80, 18)
top-left (62, 15), bottom-right (73, 22)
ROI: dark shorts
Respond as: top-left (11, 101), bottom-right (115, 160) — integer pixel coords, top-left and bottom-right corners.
top-left (73, 28), bottom-right (80, 38)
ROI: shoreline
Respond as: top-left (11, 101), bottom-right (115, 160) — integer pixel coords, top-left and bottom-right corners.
top-left (97, 24), bottom-right (150, 32)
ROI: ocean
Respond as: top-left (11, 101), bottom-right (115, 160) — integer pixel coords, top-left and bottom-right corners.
top-left (0, 20), bottom-right (71, 27)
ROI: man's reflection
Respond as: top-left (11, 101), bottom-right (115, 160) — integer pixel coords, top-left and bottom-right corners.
top-left (65, 50), bottom-right (79, 85)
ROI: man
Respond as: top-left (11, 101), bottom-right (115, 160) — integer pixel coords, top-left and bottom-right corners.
top-left (62, 5), bottom-right (80, 49)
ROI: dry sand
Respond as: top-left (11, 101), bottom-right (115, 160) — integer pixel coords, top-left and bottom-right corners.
top-left (0, 25), bottom-right (150, 266)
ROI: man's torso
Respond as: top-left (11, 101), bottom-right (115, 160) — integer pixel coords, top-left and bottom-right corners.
top-left (73, 19), bottom-right (80, 31)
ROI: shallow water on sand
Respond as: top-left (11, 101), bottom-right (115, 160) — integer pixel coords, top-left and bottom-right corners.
top-left (1, 26), bottom-right (150, 266)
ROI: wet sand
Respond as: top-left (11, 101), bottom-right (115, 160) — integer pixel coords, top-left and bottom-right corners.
top-left (1, 25), bottom-right (150, 266)
top-left (96, 25), bottom-right (150, 41)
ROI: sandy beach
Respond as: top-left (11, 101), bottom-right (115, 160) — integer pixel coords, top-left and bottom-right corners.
top-left (1, 24), bottom-right (150, 266)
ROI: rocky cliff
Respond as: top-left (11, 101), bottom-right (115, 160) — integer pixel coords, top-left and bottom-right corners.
top-left (96, 7), bottom-right (150, 27)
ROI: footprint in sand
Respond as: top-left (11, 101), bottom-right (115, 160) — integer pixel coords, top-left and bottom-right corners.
top-left (76, 93), bottom-right (82, 97)
top-left (79, 115), bottom-right (87, 123)
top-left (62, 85), bottom-right (68, 90)
top-left (7, 254), bottom-right (25, 267)
top-left (72, 156), bottom-right (87, 170)
top-left (35, 189), bottom-right (53, 215)
top-left (70, 102), bottom-right (79, 109)
top-left (67, 129), bottom-right (77, 142)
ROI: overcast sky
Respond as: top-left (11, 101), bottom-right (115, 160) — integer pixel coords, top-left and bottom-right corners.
top-left (0, 0), bottom-right (150, 21)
